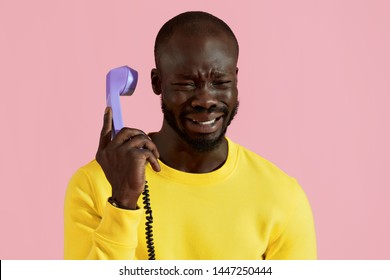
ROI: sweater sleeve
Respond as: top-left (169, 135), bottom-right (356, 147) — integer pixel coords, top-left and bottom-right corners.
top-left (264, 179), bottom-right (317, 260)
top-left (64, 164), bottom-right (143, 259)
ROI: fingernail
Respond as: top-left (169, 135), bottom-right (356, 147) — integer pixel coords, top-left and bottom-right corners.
top-left (104, 107), bottom-right (109, 114)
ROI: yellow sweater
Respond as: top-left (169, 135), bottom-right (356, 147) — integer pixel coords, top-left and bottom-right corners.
top-left (64, 138), bottom-right (316, 259)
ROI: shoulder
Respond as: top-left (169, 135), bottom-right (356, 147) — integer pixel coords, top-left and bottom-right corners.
top-left (227, 138), bottom-right (307, 203)
top-left (66, 160), bottom-right (111, 209)
top-left (69, 160), bottom-right (107, 187)
top-left (228, 140), bottom-right (315, 238)
top-left (229, 138), bottom-right (296, 183)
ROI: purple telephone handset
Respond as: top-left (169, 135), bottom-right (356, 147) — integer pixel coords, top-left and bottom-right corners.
top-left (106, 65), bottom-right (138, 136)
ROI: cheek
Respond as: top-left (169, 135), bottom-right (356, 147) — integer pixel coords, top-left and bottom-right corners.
top-left (162, 90), bottom-right (192, 108)
top-left (221, 88), bottom-right (238, 106)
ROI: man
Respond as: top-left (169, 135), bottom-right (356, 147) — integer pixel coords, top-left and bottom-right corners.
top-left (64, 11), bottom-right (317, 260)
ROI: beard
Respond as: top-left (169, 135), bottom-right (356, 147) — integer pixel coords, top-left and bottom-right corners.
top-left (161, 98), bottom-right (239, 153)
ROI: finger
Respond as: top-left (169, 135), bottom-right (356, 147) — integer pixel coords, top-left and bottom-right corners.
top-left (126, 147), bottom-right (161, 173)
top-left (98, 107), bottom-right (112, 150)
top-left (122, 134), bottom-right (160, 159)
top-left (143, 149), bottom-right (161, 172)
top-left (110, 127), bottom-right (148, 148)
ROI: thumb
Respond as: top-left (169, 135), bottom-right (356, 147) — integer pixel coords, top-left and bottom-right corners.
top-left (98, 107), bottom-right (112, 151)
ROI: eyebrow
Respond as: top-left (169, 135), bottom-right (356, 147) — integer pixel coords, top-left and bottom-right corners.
top-left (174, 71), bottom-right (230, 79)
top-left (174, 74), bottom-right (196, 79)
top-left (212, 71), bottom-right (229, 78)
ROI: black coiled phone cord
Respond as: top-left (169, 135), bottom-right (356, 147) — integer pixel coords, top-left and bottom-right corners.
top-left (142, 181), bottom-right (156, 260)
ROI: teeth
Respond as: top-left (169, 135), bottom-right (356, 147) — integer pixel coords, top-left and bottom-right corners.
top-left (194, 119), bottom-right (216, 125)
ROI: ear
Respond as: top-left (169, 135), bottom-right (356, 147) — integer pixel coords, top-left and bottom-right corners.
top-left (151, 68), bottom-right (162, 95)
top-left (235, 67), bottom-right (239, 84)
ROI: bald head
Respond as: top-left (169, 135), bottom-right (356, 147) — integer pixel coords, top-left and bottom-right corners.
top-left (154, 11), bottom-right (239, 68)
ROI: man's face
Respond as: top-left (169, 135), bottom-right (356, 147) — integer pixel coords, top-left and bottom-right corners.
top-left (154, 30), bottom-right (239, 152)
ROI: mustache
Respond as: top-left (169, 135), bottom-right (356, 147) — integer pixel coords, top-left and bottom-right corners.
top-left (180, 105), bottom-right (229, 117)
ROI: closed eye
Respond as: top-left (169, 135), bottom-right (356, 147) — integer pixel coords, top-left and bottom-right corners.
top-left (212, 81), bottom-right (232, 88)
top-left (213, 81), bottom-right (230, 85)
top-left (172, 82), bottom-right (195, 86)
top-left (171, 82), bottom-right (196, 90)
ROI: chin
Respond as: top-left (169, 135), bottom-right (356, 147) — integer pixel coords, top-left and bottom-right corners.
top-left (183, 133), bottom-right (226, 153)
top-left (176, 116), bottom-right (230, 152)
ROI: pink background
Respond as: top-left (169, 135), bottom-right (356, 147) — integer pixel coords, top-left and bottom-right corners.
top-left (1, 0), bottom-right (389, 259)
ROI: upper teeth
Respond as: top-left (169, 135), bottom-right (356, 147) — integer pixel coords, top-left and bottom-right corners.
top-left (195, 119), bottom-right (216, 125)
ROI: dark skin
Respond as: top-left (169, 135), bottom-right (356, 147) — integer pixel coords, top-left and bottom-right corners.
top-left (96, 25), bottom-right (239, 209)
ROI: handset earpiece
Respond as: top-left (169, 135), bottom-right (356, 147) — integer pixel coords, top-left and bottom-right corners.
top-left (106, 65), bottom-right (138, 136)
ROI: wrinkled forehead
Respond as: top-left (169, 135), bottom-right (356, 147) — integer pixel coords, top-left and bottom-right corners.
top-left (158, 32), bottom-right (238, 74)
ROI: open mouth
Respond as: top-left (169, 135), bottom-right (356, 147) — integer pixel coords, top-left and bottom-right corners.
top-left (189, 116), bottom-right (222, 126)
top-left (184, 115), bottom-right (224, 134)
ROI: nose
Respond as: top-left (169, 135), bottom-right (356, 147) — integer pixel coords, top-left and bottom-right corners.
top-left (190, 85), bottom-right (217, 110)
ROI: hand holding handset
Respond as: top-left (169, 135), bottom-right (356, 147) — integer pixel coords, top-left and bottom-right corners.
top-left (104, 65), bottom-right (156, 260)
top-left (106, 66), bottom-right (138, 136)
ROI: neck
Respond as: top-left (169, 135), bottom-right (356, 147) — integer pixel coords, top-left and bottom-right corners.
top-left (150, 123), bottom-right (228, 173)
